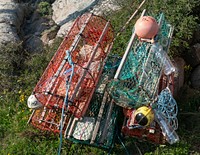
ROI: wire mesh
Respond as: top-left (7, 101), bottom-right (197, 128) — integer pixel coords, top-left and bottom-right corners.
top-left (28, 11), bottom-right (177, 149)
top-left (65, 55), bottom-right (120, 149)
top-left (30, 106), bottom-right (70, 134)
top-left (32, 13), bottom-right (114, 118)
top-left (108, 13), bottom-right (173, 109)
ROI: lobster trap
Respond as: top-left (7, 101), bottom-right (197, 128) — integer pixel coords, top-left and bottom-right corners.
top-left (28, 55), bottom-right (121, 149)
top-left (63, 55), bottom-right (120, 148)
top-left (28, 13), bottom-right (115, 136)
top-left (31, 13), bottom-right (114, 118)
top-left (109, 12), bottom-right (174, 109)
top-left (107, 11), bottom-right (178, 145)
top-left (27, 9), bottom-right (179, 152)
top-left (121, 74), bottom-right (175, 145)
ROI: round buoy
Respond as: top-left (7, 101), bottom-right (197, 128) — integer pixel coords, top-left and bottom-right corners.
top-left (134, 106), bottom-right (154, 126)
top-left (27, 94), bottom-right (43, 109)
top-left (135, 16), bottom-right (159, 39)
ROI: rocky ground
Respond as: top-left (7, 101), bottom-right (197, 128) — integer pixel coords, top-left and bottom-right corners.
top-left (0, 0), bottom-right (119, 49)
top-left (0, 0), bottom-right (25, 46)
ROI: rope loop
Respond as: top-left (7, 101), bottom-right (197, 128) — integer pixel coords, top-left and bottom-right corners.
top-left (156, 87), bottom-right (178, 130)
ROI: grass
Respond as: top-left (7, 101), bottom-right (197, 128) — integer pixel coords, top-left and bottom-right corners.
top-left (1, 38), bottom-right (200, 155)
top-left (1, 0), bottom-right (200, 154)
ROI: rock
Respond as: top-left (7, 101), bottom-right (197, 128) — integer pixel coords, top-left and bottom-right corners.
top-left (56, 21), bottom-right (73, 37)
top-left (24, 35), bottom-right (44, 53)
top-left (184, 43), bottom-right (200, 67)
top-left (52, 0), bottom-right (97, 37)
top-left (52, 0), bottom-right (120, 37)
top-left (193, 24), bottom-right (200, 44)
top-left (0, 1), bottom-right (25, 46)
top-left (52, 0), bottom-right (97, 25)
top-left (41, 25), bottom-right (60, 45)
top-left (173, 57), bottom-right (186, 97)
top-left (23, 11), bottom-right (50, 36)
top-left (48, 39), bottom-right (55, 46)
top-left (191, 65), bottom-right (200, 90)
top-left (0, 23), bottom-right (19, 44)
top-left (23, 7), bottom-right (58, 52)
top-left (92, 0), bottom-right (120, 15)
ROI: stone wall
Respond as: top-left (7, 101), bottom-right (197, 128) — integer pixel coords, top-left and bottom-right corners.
top-left (0, 0), bottom-right (25, 46)
top-left (52, 0), bottom-right (119, 37)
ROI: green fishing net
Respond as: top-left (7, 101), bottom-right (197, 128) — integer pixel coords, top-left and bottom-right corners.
top-left (108, 13), bottom-right (173, 109)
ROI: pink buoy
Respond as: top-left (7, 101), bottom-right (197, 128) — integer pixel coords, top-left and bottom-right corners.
top-left (135, 16), bottom-right (159, 39)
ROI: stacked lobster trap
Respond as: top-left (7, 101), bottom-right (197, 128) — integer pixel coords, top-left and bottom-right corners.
top-left (107, 10), bottom-right (179, 145)
top-left (27, 13), bottom-right (119, 148)
top-left (27, 10), bottom-right (179, 151)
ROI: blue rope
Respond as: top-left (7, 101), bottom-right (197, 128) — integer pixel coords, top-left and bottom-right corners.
top-left (105, 60), bottom-right (121, 69)
top-left (58, 50), bottom-right (74, 155)
top-left (156, 87), bottom-right (178, 130)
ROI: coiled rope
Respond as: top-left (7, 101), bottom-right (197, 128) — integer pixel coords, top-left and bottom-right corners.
top-left (156, 87), bottom-right (178, 130)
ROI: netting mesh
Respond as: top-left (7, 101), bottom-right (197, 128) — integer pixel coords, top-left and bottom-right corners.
top-left (117, 12), bottom-right (177, 145)
top-left (65, 55), bottom-right (120, 149)
top-left (108, 13), bottom-right (173, 109)
top-left (28, 11), bottom-right (176, 149)
top-left (30, 106), bottom-right (71, 134)
top-left (33, 13), bottom-right (114, 118)
top-left (29, 13), bottom-right (115, 136)
top-left (29, 55), bottom-right (120, 149)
